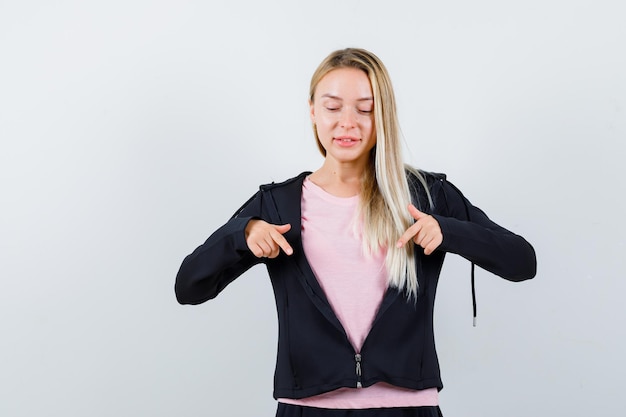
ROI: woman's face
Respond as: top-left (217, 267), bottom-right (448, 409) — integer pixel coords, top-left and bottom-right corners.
top-left (310, 67), bottom-right (376, 168)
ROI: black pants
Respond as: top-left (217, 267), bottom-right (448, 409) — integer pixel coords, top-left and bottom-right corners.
top-left (276, 403), bottom-right (443, 417)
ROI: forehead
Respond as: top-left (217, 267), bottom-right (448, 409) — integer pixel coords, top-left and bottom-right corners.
top-left (315, 67), bottom-right (373, 99)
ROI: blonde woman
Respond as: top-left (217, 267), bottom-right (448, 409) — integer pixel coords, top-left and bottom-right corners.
top-left (175, 48), bottom-right (536, 417)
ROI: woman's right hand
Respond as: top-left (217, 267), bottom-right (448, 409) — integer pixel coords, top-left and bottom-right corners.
top-left (245, 220), bottom-right (294, 258)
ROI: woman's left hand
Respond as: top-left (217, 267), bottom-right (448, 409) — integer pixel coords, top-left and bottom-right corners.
top-left (396, 204), bottom-right (443, 255)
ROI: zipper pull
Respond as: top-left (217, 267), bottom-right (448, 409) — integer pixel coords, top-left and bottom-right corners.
top-left (355, 353), bottom-right (362, 388)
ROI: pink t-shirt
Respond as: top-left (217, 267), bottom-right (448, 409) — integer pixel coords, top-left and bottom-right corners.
top-left (278, 178), bottom-right (438, 409)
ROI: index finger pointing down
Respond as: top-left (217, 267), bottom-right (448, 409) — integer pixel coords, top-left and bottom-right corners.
top-left (271, 228), bottom-right (293, 256)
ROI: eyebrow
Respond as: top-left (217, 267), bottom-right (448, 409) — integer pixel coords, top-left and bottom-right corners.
top-left (321, 94), bottom-right (374, 102)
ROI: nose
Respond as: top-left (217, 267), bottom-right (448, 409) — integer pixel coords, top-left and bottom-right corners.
top-left (339, 109), bottom-right (357, 129)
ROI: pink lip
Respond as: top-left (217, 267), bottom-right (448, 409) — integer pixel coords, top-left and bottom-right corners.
top-left (333, 136), bottom-right (361, 147)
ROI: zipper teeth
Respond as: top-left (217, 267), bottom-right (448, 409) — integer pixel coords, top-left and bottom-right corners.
top-left (355, 353), bottom-right (362, 388)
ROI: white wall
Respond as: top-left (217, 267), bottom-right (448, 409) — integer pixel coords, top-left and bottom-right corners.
top-left (1, 1), bottom-right (624, 416)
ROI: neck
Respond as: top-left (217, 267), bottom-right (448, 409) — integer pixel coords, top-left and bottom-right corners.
top-left (308, 159), bottom-right (369, 197)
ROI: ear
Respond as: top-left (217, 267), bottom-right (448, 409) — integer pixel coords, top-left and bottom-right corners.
top-left (309, 99), bottom-right (315, 124)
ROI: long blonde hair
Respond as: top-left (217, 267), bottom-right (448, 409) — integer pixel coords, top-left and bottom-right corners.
top-left (309, 48), bottom-right (431, 299)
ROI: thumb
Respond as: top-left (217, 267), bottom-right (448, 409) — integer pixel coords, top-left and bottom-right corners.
top-left (408, 204), bottom-right (426, 220)
top-left (274, 223), bottom-right (292, 234)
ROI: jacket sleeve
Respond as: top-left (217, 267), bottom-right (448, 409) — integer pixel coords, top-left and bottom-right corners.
top-left (174, 191), bottom-right (265, 305)
top-left (431, 178), bottom-right (537, 282)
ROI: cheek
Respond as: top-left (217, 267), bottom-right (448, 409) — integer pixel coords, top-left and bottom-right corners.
top-left (362, 117), bottom-right (375, 135)
top-left (315, 116), bottom-right (335, 136)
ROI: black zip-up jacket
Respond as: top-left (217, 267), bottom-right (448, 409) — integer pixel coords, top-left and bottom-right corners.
top-left (175, 171), bottom-right (536, 399)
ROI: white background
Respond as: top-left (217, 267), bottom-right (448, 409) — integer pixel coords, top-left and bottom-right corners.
top-left (1, 1), bottom-right (624, 416)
